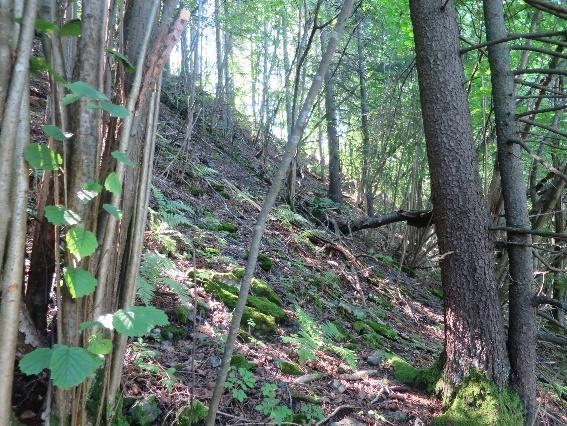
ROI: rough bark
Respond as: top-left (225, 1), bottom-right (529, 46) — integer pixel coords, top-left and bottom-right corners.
top-left (321, 29), bottom-right (343, 204)
top-left (483, 1), bottom-right (537, 420)
top-left (409, 0), bottom-right (510, 395)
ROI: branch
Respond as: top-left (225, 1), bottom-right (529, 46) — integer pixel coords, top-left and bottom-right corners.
top-left (516, 104), bottom-right (567, 118)
top-left (537, 332), bottom-right (567, 346)
top-left (514, 79), bottom-right (566, 97)
top-left (490, 226), bottom-right (567, 240)
top-left (460, 30), bottom-right (567, 54)
top-left (338, 209), bottom-right (433, 233)
top-left (512, 138), bottom-right (567, 182)
top-left (533, 295), bottom-right (567, 311)
top-left (510, 45), bottom-right (567, 60)
top-left (524, 0), bottom-right (567, 19)
top-left (514, 68), bottom-right (567, 77)
top-left (518, 118), bottom-right (567, 138)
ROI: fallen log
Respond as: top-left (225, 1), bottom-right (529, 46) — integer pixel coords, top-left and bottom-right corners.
top-left (338, 209), bottom-right (433, 233)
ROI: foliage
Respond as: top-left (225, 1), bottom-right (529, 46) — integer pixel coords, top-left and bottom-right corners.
top-left (299, 403), bottom-right (325, 422)
top-left (279, 360), bottom-right (303, 376)
top-left (177, 400), bottom-right (209, 426)
top-left (255, 383), bottom-right (293, 424)
top-left (225, 367), bottom-right (256, 403)
top-left (282, 308), bottom-right (357, 370)
top-left (137, 250), bottom-right (190, 305)
top-left (130, 395), bottom-right (162, 426)
top-left (152, 186), bottom-right (194, 228)
top-left (433, 370), bottom-right (524, 426)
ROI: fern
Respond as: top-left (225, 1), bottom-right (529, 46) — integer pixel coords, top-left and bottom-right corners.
top-left (273, 205), bottom-right (310, 228)
top-left (282, 308), bottom-right (357, 370)
top-left (137, 251), bottom-right (189, 305)
top-left (152, 186), bottom-right (194, 228)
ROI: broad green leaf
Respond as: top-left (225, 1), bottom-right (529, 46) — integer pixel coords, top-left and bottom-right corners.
top-left (66, 227), bottom-right (98, 260)
top-left (113, 306), bottom-right (169, 337)
top-left (111, 151), bottom-right (135, 167)
top-left (24, 144), bottom-right (62, 170)
top-left (106, 49), bottom-right (135, 73)
top-left (59, 19), bottom-right (81, 37)
top-left (104, 172), bottom-right (122, 194)
top-left (77, 181), bottom-right (102, 204)
top-left (42, 124), bottom-right (72, 141)
top-left (100, 101), bottom-right (129, 118)
top-left (63, 267), bottom-right (97, 298)
top-left (49, 344), bottom-right (102, 389)
top-left (103, 204), bottom-right (123, 219)
top-left (19, 348), bottom-right (53, 375)
top-left (63, 81), bottom-right (108, 105)
top-left (44, 205), bottom-right (81, 226)
top-left (35, 18), bottom-right (57, 33)
top-left (87, 334), bottom-right (112, 355)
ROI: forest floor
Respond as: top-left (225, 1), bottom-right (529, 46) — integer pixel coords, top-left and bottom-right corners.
top-left (16, 77), bottom-right (567, 425)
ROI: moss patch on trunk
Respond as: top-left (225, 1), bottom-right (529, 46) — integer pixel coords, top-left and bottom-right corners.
top-left (432, 370), bottom-right (523, 426)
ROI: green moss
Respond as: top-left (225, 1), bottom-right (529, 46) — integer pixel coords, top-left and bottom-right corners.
top-left (430, 288), bottom-right (444, 299)
top-left (218, 222), bottom-right (238, 233)
top-left (178, 400), bottom-right (208, 426)
top-left (257, 253), bottom-right (273, 271)
top-left (251, 278), bottom-right (283, 305)
top-left (174, 306), bottom-right (192, 324)
top-left (353, 321), bottom-right (367, 333)
top-left (160, 324), bottom-right (189, 341)
top-left (188, 269), bottom-right (215, 282)
top-left (203, 279), bottom-right (280, 332)
top-left (280, 360), bottom-right (304, 376)
top-left (391, 356), bottom-right (443, 395)
top-left (202, 247), bottom-right (219, 256)
top-left (130, 395), bottom-right (162, 425)
top-left (353, 319), bottom-right (397, 340)
top-left (232, 267), bottom-right (245, 279)
top-left (362, 332), bottom-right (382, 348)
top-left (230, 354), bottom-right (257, 370)
top-left (433, 370), bottom-right (523, 426)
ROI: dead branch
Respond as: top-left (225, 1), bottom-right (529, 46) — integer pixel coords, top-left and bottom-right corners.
top-left (538, 332), bottom-right (567, 345)
top-left (337, 209), bottom-right (433, 234)
top-left (533, 295), bottom-right (567, 311)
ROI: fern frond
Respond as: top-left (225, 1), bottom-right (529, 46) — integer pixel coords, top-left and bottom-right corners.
top-left (161, 277), bottom-right (189, 303)
top-left (137, 276), bottom-right (155, 306)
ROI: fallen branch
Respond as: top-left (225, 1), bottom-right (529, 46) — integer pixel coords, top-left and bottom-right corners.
top-left (538, 332), bottom-right (567, 345)
top-left (337, 209), bottom-right (433, 233)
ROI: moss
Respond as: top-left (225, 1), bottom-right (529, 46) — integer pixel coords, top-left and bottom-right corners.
top-left (218, 222), bottom-right (238, 233)
top-left (160, 324), bottom-right (189, 341)
top-left (188, 268), bottom-right (215, 282)
top-left (203, 279), bottom-right (279, 332)
top-left (433, 370), bottom-right (523, 426)
top-left (391, 356), bottom-right (443, 395)
top-left (362, 332), bottom-right (383, 348)
top-left (178, 400), bottom-right (208, 426)
top-left (353, 320), bottom-right (367, 333)
top-left (130, 395), bottom-right (162, 425)
top-left (251, 278), bottom-right (283, 305)
top-left (430, 288), bottom-right (444, 299)
top-left (188, 185), bottom-right (205, 197)
top-left (230, 354), bottom-right (257, 371)
top-left (280, 360), bottom-right (304, 376)
top-left (257, 253), bottom-right (273, 271)
top-left (174, 306), bottom-right (192, 324)
top-left (365, 319), bottom-right (398, 340)
top-left (202, 247), bottom-right (220, 256)
top-left (232, 267), bottom-right (245, 279)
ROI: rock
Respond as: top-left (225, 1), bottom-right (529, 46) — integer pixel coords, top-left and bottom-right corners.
top-left (210, 356), bottom-right (221, 368)
top-left (367, 351), bottom-right (381, 366)
top-left (332, 379), bottom-right (346, 393)
top-left (330, 418), bottom-right (365, 426)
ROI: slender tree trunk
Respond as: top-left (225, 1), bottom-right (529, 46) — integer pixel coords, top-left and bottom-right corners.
top-left (409, 0), bottom-right (510, 396)
top-left (483, 1), bottom-right (536, 422)
top-left (205, 1), bottom-right (355, 422)
top-left (321, 30), bottom-right (343, 203)
top-left (357, 21), bottom-right (373, 215)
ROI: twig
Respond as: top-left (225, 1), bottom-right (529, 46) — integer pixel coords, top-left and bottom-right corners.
top-left (316, 405), bottom-right (356, 426)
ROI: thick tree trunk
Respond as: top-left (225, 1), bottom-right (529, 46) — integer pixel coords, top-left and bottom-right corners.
top-left (409, 0), bottom-right (510, 396)
top-left (321, 30), bottom-right (343, 204)
top-left (483, 0), bottom-right (537, 422)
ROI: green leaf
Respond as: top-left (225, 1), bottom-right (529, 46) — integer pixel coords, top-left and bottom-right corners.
top-left (34, 18), bottom-right (57, 33)
top-left (104, 172), bottom-right (122, 194)
top-left (79, 321), bottom-right (105, 331)
top-left (64, 267), bottom-right (97, 298)
top-left (42, 124), bottom-right (72, 141)
top-left (30, 57), bottom-right (66, 83)
top-left (113, 306), bottom-right (169, 337)
top-left (106, 49), bottom-right (135, 73)
top-left (19, 348), bottom-right (53, 375)
top-left (44, 205), bottom-right (81, 226)
top-left (103, 204), bottom-right (123, 219)
top-left (24, 144), bottom-right (62, 170)
top-left (49, 344), bottom-right (103, 389)
top-left (77, 181), bottom-right (102, 204)
top-left (111, 151), bottom-right (135, 167)
top-left (66, 227), bottom-right (98, 260)
top-left (87, 334), bottom-right (112, 355)
top-left (62, 81), bottom-right (108, 105)
top-left (99, 101), bottom-right (129, 118)
top-left (59, 19), bottom-right (81, 37)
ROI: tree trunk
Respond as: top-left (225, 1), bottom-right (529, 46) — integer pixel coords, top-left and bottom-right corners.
top-left (483, 0), bottom-right (537, 421)
top-left (409, 0), bottom-right (510, 396)
top-left (321, 30), bottom-right (343, 204)
top-left (357, 21), bottom-right (373, 215)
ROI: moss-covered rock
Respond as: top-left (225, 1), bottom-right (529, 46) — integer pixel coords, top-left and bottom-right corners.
top-left (257, 253), bottom-right (273, 271)
top-left (230, 354), bottom-right (257, 371)
top-left (203, 279), bottom-right (282, 332)
top-left (174, 306), bottom-right (192, 324)
top-left (433, 370), bottom-right (523, 426)
top-left (218, 222), bottom-right (238, 233)
top-left (130, 395), bottom-right (162, 425)
top-left (391, 356), bottom-right (442, 394)
top-left (160, 324), bottom-right (189, 341)
top-left (251, 278), bottom-right (283, 305)
top-left (353, 319), bottom-right (397, 340)
top-left (280, 360), bottom-right (304, 376)
top-left (177, 400), bottom-right (208, 426)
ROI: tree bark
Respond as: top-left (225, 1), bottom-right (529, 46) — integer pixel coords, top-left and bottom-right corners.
top-left (483, 2), bottom-right (538, 420)
top-left (321, 29), bottom-right (343, 204)
top-left (409, 0), bottom-right (510, 396)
